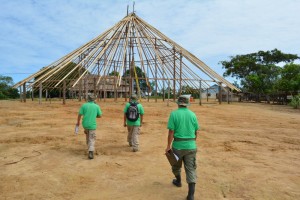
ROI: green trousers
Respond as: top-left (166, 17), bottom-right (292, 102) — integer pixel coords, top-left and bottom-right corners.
top-left (172, 149), bottom-right (197, 184)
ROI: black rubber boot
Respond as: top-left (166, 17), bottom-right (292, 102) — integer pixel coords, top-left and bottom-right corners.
top-left (187, 183), bottom-right (195, 200)
top-left (172, 175), bottom-right (182, 187)
top-left (88, 151), bottom-right (94, 159)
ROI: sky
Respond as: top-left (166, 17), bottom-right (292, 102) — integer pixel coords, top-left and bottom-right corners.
top-left (0, 0), bottom-right (300, 85)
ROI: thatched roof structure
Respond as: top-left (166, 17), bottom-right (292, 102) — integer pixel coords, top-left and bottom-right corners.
top-left (14, 12), bottom-right (240, 101)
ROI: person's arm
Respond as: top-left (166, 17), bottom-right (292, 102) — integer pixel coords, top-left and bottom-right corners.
top-left (195, 130), bottom-right (198, 140)
top-left (165, 130), bottom-right (174, 153)
top-left (97, 106), bottom-right (102, 118)
top-left (124, 114), bottom-right (127, 127)
top-left (76, 114), bottom-right (82, 126)
top-left (140, 114), bottom-right (143, 127)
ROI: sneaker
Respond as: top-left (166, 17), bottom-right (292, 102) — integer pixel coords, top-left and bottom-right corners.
top-left (132, 148), bottom-right (139, 152)
top-left (88, 151), bottom-right (94, 159)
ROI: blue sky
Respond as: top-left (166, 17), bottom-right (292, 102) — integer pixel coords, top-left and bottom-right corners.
top-left (1, 0), bottom-right (300, 84)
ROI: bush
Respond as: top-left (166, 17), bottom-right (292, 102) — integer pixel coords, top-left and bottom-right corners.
top-left (289, 94), bottom-right (300, 109)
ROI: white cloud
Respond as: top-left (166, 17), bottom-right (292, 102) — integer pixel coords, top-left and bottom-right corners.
top-left (0, 0), bottom-right (299, 83)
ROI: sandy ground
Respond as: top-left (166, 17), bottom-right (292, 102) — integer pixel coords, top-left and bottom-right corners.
top-left (0, 99), bottom-right (299, 200)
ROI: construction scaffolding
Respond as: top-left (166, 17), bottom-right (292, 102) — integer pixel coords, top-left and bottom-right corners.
top-left (13, 12), bottom-right (240, 104)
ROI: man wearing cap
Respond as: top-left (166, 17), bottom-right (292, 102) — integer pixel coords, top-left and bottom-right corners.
top-left (166, 95), bottom-right (199, 200)
top-left (76, 93), bottom-right (102, 159)
top-left (123, 94), bottom-right (144, 152)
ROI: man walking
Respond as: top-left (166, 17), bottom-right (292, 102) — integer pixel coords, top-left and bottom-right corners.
top-left (166, 95), bottom-right (199, 200)
top-left (76, 93), bottom-right (102, 159)
top-left (124, 94), bottom-right (144, 152)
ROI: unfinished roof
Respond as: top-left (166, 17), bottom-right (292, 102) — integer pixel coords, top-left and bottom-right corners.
top-left (13, 12), bottom-right (240, 93)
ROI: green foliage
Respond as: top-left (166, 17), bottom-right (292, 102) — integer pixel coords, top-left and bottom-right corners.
top-left (289, 94), bottom-right (300, 109)
top-left (220, 49), bottom-right (299, 97)
top-left (0, 75), bottom-right (19, 99)
top-left (123, 66), bottom-right (149, 93)
top-left (109, 71), bottom-right (119, 76)
top-left (275, 63), bottom-right (300, 93)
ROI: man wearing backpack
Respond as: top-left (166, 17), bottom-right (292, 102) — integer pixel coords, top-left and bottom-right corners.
top-left (124, 94), bottom-right (144, 152)
top-left (165, 95), bottom-right (199, 200)
top-left (76, 93), bottom-right (102, 159)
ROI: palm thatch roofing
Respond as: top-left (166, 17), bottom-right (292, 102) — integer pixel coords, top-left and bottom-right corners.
top-left (13, 12), bottom-right (240, 95)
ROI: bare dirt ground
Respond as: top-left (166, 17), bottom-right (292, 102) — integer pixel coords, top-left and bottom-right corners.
top-left (0, 99), bottom-right (299, 200)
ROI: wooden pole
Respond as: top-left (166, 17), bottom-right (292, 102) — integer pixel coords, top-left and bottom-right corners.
top-left (219, 83), bottom-right (222, 104)
top-left (167, 79), bottom-right (170, 106)
top-left (85, 78), bottom-right (88, 101)
top-left (155, 38), bottom-right (157, 102)
top-left (180, 52), bottom-right (182, 95)
top-left (207, 88), bottom-right (209, 102)
top-left (63, 80), bottom-right (66, 105)
top-left (162, 59), bottom-right (165, 102)
top-left (173, 47), bottom-right (176, 101)
top-left (227, 89), bottom-right (230, 104)
top-left (19, 86), bottom-right (22, 102)
top-left (39, 83), bottom-right (42, 104)
top-left (23, 83), bottom-right (26, 102)
top-left (199, 80), bottom-right (202, 106)
top-left (31, 88), bottom-right (34, 101)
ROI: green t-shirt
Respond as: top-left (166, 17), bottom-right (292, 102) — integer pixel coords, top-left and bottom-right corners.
top-left (124, 101), bottom-right (144, 126)
top-left (79, 101), bottom-right (102, 130)
top-left (167, 107), bottom-right (199, 150)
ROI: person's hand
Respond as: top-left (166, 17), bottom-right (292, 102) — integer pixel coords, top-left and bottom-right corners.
top-left (165, 147), bottom-right (171, 154)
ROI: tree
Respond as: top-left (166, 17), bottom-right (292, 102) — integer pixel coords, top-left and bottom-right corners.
top-left (109, 71), bottom-right (119, 76)
top-left (123, 66), bottom-right (149, 93)
top-left (220, 49), bottom-right (299, 101)
top-left (275, 63), bottom-right (300, 94)
top-left (0, 75), bottom-right (19, 99)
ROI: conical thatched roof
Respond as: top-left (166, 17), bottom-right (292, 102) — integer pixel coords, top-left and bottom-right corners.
top-left (13, 12), bottom-right (240, 93)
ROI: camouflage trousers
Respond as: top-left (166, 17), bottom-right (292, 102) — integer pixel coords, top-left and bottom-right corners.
top-left (172, 149), bottom-right (197, 184)
top-left (127, 126), bottom-right (140, 151)
top-left (84, 129), bottom-right (96, 152)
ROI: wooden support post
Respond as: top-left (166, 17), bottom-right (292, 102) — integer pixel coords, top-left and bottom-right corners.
top-left (79, 78), bottom-right (82, 101)
top-left (93, 77), bottom-right (96, 97)
top-left (39, 83), bottom-right (42, 104)
top-left (19, 86), bottom-right (22, 102)
top-left (85, 78), bottom-right (88, 101)
top-left (199, 80), bottom-right (202, 106)
top-left (46, 89), bottom-right (48, 101)
top-left (227, 89), bottom-right (230, 104)
top-left (23, 83), bottom-right (26, 102)
top-left (162, 59), bottom-right (165, 102)
top-left (63, 80), bottom-right (66, 105)
top-left (114, 76), bottom-right (117, 101)
top-left (218, 83), bottom-right (222, 104)
top-left (31, 89), bottom-right (34, 101)
top-left (207, 88), bottom-right (209, 102)
top-left (155, 39), bottom-right (158, 103)
top-left (173, 47), bottom-right (176, 101)
top-left (179, 52), bottom-right (182, 95)
top-left (104, 77), bottom-right (106, 102)
top-left (167, 79), bottom-right (170, 106)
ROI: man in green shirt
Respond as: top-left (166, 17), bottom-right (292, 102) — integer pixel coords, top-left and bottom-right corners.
top-left (123, 94), bottom-right (144, 152)
top-left (166, 95), bottom-right (199, 200)
top-left (76, 94), bottom-right (102, 159)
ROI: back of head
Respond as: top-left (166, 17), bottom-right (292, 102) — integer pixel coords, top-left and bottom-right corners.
top-left (87, 93), bottom-right (96, 102)
top-left (130, 94), bottom-right (138, 102)
top-left (176, 95), bottom-right (190, 107)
